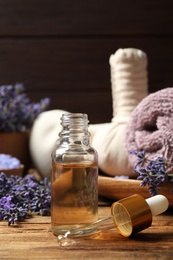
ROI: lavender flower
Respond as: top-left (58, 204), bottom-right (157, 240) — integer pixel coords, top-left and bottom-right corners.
top-left (132, 150), bottom-right (173, 196)
top-left (0, 83), bottom-right (50, 132)
top-left (0, 172), bottom-right (51, 225)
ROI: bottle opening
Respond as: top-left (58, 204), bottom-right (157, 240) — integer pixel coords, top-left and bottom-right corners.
top-left (112, 203), bottom-right (132, 237)
top-left (60, 113), bottom-right (89, 136)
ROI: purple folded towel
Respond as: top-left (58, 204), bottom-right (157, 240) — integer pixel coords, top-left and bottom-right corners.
top-left (125, 87), bottom-right (173, 166)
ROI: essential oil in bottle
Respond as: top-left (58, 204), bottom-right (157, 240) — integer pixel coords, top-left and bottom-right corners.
top-left (51, 113), bottom-right (98, 235)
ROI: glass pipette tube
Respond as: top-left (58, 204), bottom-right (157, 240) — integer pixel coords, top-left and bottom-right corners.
top-left (57, 215), bottom-right (114, 246)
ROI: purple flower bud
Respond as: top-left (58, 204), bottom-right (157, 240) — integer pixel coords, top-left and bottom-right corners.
top-left (0, 83), bottom-right (50, 132)
top-left (131, 150), bottom-right (173, 196)
top-left (0, 172), bottom-right (51, 225)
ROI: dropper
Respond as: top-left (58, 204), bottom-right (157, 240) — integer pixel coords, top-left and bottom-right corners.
top-left (57, 194), bottom-right (169, 246)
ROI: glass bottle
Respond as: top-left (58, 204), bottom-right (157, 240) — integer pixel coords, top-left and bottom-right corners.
top-left (51, 113), bottom-right (98, 235)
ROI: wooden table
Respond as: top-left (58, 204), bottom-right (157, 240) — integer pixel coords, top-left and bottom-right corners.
top-left (0, 206), bottom-right (172, 260)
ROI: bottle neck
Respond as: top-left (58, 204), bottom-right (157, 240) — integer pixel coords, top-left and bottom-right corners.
top-left (59, 113), bottom-right (90, 146)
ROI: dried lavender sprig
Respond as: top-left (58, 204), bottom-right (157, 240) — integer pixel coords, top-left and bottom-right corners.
top-left (131, 150), bottom-right (173, 196)
top-left (0, 83), bottom-right (50, 132)
top-left (0, 172), bottom-right (51, 225)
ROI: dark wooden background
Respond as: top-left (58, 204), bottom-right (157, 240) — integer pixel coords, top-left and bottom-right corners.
top-left (0, 0), bottom-right (173, 124)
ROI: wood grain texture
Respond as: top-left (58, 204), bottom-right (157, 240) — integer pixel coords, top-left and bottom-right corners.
top-left (0, 0), bottom-right (172, 35)
top-left (0, 37), bottom-right (173, 123)
top-left (98, 176), bottom-right (173, 207)
top-left (0, 207), bottom-right (172, 259)
top-left (0, 1), bottom-right (172, 124)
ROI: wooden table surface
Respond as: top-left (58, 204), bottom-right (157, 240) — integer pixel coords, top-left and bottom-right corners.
top-left (0, 206), bottom-right (172, 260)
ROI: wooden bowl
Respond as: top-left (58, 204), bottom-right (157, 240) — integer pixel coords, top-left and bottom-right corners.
top-left (0, 165), bottom-right (24, 177)
top-left (98, 176), bottom-right (173, 208)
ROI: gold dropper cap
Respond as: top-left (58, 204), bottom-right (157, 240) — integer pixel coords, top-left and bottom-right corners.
top-left (111, 194), bottom-right (152, 237)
